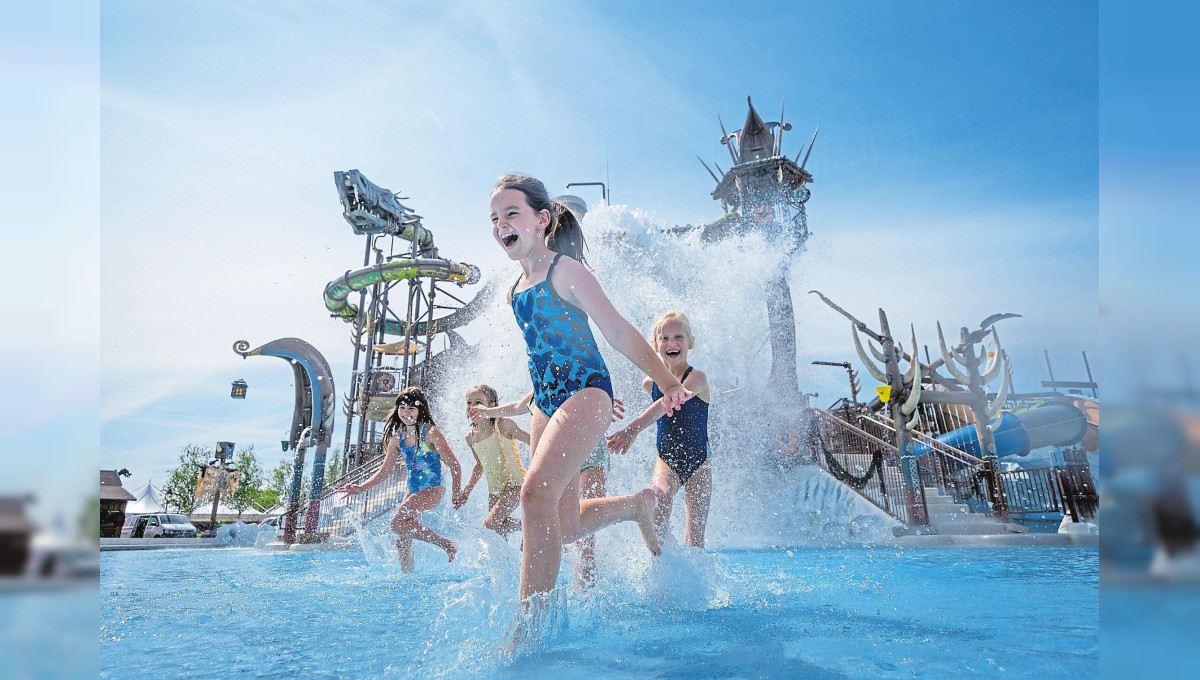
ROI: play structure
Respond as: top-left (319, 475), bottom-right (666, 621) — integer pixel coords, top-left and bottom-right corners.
top-left (806, 294), bottom-right (1100, 535)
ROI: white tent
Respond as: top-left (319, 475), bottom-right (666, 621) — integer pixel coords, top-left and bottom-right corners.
top-left (126, 480), bottom-right (167, 514)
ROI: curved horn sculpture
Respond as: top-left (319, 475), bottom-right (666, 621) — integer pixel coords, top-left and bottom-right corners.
top-left (905, 408), bottom-right (921, 431)
top-left (901, 369), bottom-right (922, 416)
top-left (986, 355), bottom-right (1013, 418)
top-left (853, 324), bottom-right (888, 383)
top-left (980, 348), bottom-right (1005, 385)
top-left (937, 322), bottom-right (970, 384)
top-left (903, 325), bottom-right (920, 386)
top-left (867, 335), bottom-right (889, 363)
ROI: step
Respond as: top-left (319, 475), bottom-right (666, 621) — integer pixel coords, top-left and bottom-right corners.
top-left (929, 521), bottom-right (1029, 536)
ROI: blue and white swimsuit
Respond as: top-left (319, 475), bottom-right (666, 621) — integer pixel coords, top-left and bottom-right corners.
top-left (399, 424), bottom-right (443, 493)
top-left (511, 253), bottom-right (614, 416)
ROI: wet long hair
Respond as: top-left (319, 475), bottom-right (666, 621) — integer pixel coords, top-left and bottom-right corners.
top-left (492, 173), bottom-right (589, 266)
top-left (383, 386), bottom-right (437, 447)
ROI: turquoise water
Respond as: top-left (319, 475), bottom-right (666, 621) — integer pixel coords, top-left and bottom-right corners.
top-left (100, 545), bottom-right (1098, 678)
top-left (1, 587), bottom-right (98, 679)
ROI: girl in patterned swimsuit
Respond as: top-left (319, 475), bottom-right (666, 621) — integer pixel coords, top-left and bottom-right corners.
top-left (490, 173), bottom-right (693, 602)
top-left (457, 385), bottom-right (530, 539)
top-left (337, 388), bottom-right (463, 572)
top-left (608, 311), bottom-right (712, 548)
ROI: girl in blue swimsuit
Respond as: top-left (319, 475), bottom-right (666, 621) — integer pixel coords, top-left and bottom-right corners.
top-left (608, 311), bottom-right (713, 549)
top-left (337, 388), bottom-right (463, 572)
top-left (490, 173), bottom-right (694, 602)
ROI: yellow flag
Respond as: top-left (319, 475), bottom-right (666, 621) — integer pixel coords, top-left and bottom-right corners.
top-left (876, 385), bottom-right (892, 403)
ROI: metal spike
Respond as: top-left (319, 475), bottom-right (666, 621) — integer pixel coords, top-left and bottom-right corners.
top-left (801, 125), bottom-right (819, 169)
top-left (697, 156), bottom-right (721, 184)
top-left (719, 115), bottom-right (740, 164)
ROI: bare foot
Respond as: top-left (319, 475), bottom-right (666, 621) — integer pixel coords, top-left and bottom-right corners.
top-left (633, 488), bottom-right (662, 556)
top-left (444, 540), bottom-right (458, 563)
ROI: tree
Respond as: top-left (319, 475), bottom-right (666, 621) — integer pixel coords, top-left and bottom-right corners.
top-left (83, 495), bottom-right (100, 543)
top-left (324, 446), bottom-right (343, 487)
top-left (163, 444), bottom-right (210, 515)
top-left (228, 445), bottom-right (262, 519)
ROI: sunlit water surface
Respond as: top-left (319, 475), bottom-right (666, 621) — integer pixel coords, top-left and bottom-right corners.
top-left (101, 543), bottom-right (1097, 679)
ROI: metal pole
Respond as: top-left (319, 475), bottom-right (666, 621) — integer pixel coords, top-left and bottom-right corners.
top-left (881, 309), bottom-right (928, 527)
top-left (1044, 349), bottom-right (1058, 394)
top-left (1081, 351), bottom-right (1097, 398)
top-left (208, 470), bottom-right (221, 534)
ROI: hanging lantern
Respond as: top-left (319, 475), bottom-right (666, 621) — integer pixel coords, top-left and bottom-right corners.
top-left (230, 379), bottom-right (248, 399)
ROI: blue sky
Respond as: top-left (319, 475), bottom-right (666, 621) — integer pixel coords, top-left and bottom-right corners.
top-left (84, 1), bottom-right (1098, 497)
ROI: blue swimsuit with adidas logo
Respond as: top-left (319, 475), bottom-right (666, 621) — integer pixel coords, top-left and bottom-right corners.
top-left (510, 254), bottom-right (614, 416)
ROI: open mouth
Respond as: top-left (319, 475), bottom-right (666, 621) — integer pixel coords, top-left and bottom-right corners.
top-left (501, 233), bottom-right (519, 248)
top-left (664, 349), bottom-right (682, 358)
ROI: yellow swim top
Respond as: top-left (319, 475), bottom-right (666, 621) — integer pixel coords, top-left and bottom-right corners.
top-left (469, 429), bottom-right (525, 494)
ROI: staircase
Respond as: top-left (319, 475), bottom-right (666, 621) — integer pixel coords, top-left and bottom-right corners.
top-left (923, 486), bottom-right (1028, 535)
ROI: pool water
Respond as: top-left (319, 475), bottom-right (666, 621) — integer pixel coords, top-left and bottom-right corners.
top-left (100, 538), bottom-right (1098, 679)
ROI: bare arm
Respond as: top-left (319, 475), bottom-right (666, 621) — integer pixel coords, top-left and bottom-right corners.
top-left (470, 391), bottom-right (534, 421)
top-left (458, 439), bottom-right (484, 507)
top-left (554, 259), bottom-right (693, 414)
top-left (496, 417), bottom-right (531, 445)
top-left (338, 436), bottom-right (399, 495)
top-left (426, 426), bottom-right (462, 498)
top-left (608, 368), bottom-right (709, 454)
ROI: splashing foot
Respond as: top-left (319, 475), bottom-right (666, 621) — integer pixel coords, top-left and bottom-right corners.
top-left (445, 540), bottom-right (458, 563)
top-left (634, 488), bottom-right (662, 556)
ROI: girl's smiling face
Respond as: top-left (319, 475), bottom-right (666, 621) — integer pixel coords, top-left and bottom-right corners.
top-left (395, 402), bottom-right (419, 426)
top-left (490, 188), bottom-right (550, 260)
top-left (654, 319), bottom-right (692, 369)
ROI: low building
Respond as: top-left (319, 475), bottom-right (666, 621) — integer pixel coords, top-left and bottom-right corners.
top-left (100, 470), bottom-right (136, 538)
top-left (0, 496), bottom-right (37, 575)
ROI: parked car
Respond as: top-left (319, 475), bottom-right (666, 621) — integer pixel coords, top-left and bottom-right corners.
top-left (120, 513), bottom-right (198, 538)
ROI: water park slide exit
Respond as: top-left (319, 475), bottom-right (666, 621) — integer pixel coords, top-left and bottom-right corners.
top-left (913, 399), bottom-right (1097, 459)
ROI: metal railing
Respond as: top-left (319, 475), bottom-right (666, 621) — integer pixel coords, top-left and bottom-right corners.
top-left (861, 412), bottom-right (990, 508)
top-left (811, 408), bottom-right (921, 526)
top-left (316, 451), bottom-right (407, 537)
top-left (996, 467), bottom-right (1063, 515)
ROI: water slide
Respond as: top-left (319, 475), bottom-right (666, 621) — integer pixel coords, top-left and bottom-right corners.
top-left (913, 399), bottom-right (1096, 459)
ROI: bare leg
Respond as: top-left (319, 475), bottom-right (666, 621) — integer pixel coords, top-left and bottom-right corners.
top-left (395, 536), bottom-right (415, 573)
top-left (484, 487), bottom-right (523, 538)
top-left (652, 458), bottom-right (683, 538)
top-left (683, 462), bottom-right (712, 549)
top-left (389, 485), bottom-right (456, 565)
top-left (575, 466), bottom-right (606, 588)
top-left (520, 389), bottom-right (660, 600)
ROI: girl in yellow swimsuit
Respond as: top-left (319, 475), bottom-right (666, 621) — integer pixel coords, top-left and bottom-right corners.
top-left (457, 385), bottom-right (530, 538)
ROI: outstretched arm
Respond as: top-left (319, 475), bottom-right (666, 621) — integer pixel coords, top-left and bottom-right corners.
top-left (554, 259), bottom-right (693, 414)
top-left (470, 391), bottom-right (534, 422)
top-left (607, 401), bottom-right (662, 454)
top-left (338, 436), bottom-right (399, 495)
top-left (608, 369), bottom-right (709, 454)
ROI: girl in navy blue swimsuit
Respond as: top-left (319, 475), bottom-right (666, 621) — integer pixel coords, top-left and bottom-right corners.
top-left (490, 173), bottom-right (694, 603)
top-left (608, 311), bottom-right (713, 549)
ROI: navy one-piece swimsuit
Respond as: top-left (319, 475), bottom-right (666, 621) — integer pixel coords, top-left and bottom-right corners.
top-left (652, 366), bottom-right (710, 484)
top-left (510, 254), bottom-right (614, 417)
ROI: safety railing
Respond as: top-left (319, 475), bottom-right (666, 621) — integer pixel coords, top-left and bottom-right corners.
top-left (996, 467), bottom-right (1063, 515)
top-left (861, 412), bottom-right (990, 508)
top-left (316, 450), bottom-right (407, 537)
top-left (811, 408), bottom-right (922, 526)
